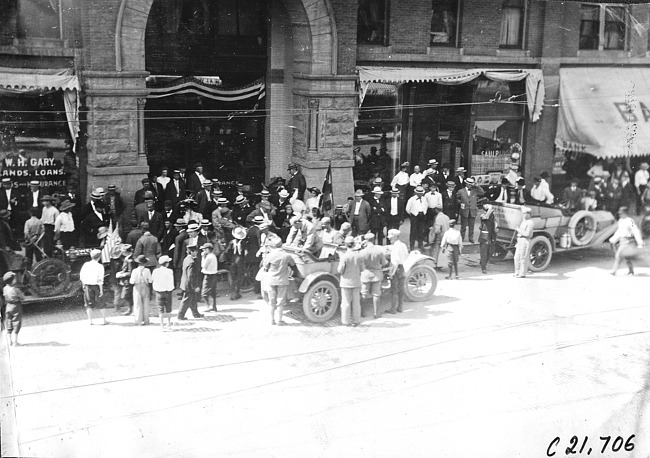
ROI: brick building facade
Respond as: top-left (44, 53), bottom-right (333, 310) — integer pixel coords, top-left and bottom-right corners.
top-left (1, 0), bottom-right (649, 203)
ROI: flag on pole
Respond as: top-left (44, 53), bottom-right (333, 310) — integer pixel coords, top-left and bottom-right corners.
top-left (101, 220), bottom-right (122, 264)
top-left (320, 162), bottom-right (333, 214)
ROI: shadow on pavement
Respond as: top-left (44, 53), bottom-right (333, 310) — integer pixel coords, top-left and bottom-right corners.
top-left (15, 341), bottom-right (69, 347)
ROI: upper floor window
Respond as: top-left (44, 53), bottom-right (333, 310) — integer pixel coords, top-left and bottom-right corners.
top-left (431, 0), bottom-right (461, 47)
top-left (358, 0), bottom-right (389, 46)
top-left (499, 0), bottom-right (526, 48)
top-left (0, 0), bottom-right (62, 41)
top-left (579, 3), bottom-right (627, 50)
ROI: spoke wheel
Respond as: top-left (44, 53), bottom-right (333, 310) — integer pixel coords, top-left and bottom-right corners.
top-left (404, 263), bottom-right (437, 302)
top-left (302, 279), bottom-right (340, 323)
top-left (28, 258), bottom-right (70, 297)
top-left (527, 235), bottom-right (552, 272)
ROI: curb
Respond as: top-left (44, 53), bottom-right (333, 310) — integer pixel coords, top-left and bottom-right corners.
top-left (0, 333), bottom-right (19, 457)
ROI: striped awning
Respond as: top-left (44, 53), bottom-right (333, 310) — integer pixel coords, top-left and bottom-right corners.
top-left (147, 76), bottom-right (265, 103)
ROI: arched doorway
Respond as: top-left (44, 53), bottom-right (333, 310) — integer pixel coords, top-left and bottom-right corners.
top-left (143, 0), bottom-right (268, 187)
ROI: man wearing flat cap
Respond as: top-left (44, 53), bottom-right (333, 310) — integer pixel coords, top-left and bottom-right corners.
top-left (286, 163), bottom-right (307, 202)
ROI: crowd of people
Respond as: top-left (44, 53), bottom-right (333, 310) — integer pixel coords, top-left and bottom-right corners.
top-left (2, 157), bottom-right (649, 343)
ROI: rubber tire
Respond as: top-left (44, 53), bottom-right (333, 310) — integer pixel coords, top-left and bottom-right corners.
top-left (568, 210), bottom-right (597, 247)
top-left (302, 279), bottom-right (340, 323)
top-left (28, 258), bottom-right (70, 297)
top-left (527, 235), bottom-right (553, 272)
top-left (404, 263), bottom-right (438, 302)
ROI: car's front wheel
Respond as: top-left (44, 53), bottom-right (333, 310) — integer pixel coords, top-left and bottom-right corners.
top-left (302, 279), bottom-right (340, 322)
top-left (404, 263), bottom-right (437, 302)
top-left (527, 235), bottom-right (553, 272)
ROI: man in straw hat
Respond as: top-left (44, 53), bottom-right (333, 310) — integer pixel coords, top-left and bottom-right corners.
top-left (455, 176), bottom-right (484, 243)
top-left (152, 255), bottom-right (175, 330)
top-left (55, 199), bottom-right (77, 249)
top-left (177, 239), bottom-right (204, 320)
top-left (200, 242), bottom-right (219, 312)
top-left (130, 254), bottom-right (152, 325)
top-left (405, 185), bottom-right (428, 251)
top-left (79, 249), bottom-right (107, 325)
top-left (513, 206), bottom-right (534, 278)
top-left (368, 186), bottom-right (387, 245)
top-left (172, 218), bottom-right (189, 287)
top-left (261, 235), bottom-right (295, 325)
top-left (225, 226), bottom-right (247, 301)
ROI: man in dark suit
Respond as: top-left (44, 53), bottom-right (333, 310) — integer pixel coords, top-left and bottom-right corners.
top-left (561, 178), bottom-right (583, 212)
top-left (194, 179), bottom-right (212, 216)
top-left (344, 189), bottom-right (372, 236)
top-left (454, 167), bottom-right (467, 189)
top-left (0, 178), bottom-right (21, 236)
top-left (159, 219), bottom-right (178, 257)
top-left (177, 242), bottom-right (204, 320)
top-left (455, 177), bottom-right (485, 243)
top-left (512, 177), bottom-right (530, 205)
top-left (421, 159), bottom-right (440, 190)
top-left (368, 187), bottom-right (387, 245)
top-left (232, 195), bottom-right (253, 227)
top-left (172, 218), bottom-right (189, 287)
top-left (81, 190), bottom-right (110, 247)
top-left (134, 178), bottom-right (158, 207)
top-left (287, 163), bottom-right (307, 202)
top-left (271, 189), bottom-right (291, 228)
top-left (103, 184), bottom-right (124, 227)
top-left (435, 164), bottom-right (452, 192)
top-left (165, 169), bottom-right (186, 205)
top-left (245, 216), bottom-right (269, 295)
top-left (385, 188), bottom-right (401, 230)
top-left (442, 180), bottom-right (459, 220)
top-left (133, 194), bottom-right (164, 238)
top-left (185, 163), bottom-right (208, 196)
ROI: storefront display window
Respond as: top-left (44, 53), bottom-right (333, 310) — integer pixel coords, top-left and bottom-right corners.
top-left (470, 79), bottom-right (525, 180)
top-left (354, 83), bottom-right (402, 189)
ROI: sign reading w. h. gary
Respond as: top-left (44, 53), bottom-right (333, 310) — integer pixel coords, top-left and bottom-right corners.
top-left (1, 155), bottom-right (66, 189)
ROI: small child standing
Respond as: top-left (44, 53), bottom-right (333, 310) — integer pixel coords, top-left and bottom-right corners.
top-left (79, 249), bottom-right (107, 325)
top-left (440, 219), bottom-right (463, 279)
top-left (152, 255), bottom-right (174, 330)
top-left (3, 272), bottom-right (25, 346)
top-left (200, 243), bottom-right (219, 312)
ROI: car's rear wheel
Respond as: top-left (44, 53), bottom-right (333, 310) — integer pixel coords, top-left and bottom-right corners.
top-left (527, 235), bottom-right (553, 272)
top-left (28, 258), bottom-right (70, 297)
top-left (302, 279), bottom-right (340, 322)
top-left (404, 263), bottom-right (437, 302)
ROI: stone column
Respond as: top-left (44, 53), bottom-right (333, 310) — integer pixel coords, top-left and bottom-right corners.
top-left (82, 71), bottom-right (149, 199)
top-left (291, 74), bottom-right (358, 207)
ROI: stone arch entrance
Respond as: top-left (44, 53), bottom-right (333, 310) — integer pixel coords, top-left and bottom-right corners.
top-left (115, 0), bottom-right (337, 75)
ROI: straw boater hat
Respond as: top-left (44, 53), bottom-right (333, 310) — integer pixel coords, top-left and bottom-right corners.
top-left (174, 218), bottom-right (187, 228)
top-left (217, 197), bottom-right (229, 205)
top-left (202, 179), bottom-right (211, 188)
top-left (428, 159), bottom-right (438, 165)
top-left (446, 180), bottom-right (456, 187)
top-left (234, 195), bottom-right (247, 205)
top-left (187, 222), bottom-right (200, 232)
top-left (39, 195), bottom-right (54, 202)
top-left (29, 180), bottom-right (40, 187)
top-left (354, 189), bottom-right (365, 197)
top-left (465, 177), bottom-right (476, 185)
top-left (200, 219), bottom-right (211, 227)
top-left (456, 167), bottom-right (466, 173)
top-left (259, 189), bottom-right (271, 198)
top-left (372, 186), bottom-right (383, 195)
top-left (97, 226), bottom-right (109, 239)
top-left (252, 215), bottom-right (265, 225)
top-left (391, 187), bottom-right (400, 194)
top-left (414, 186), bottom-right (425, 194)
top-left (278, 189), bottom-right (290, 198)
top-left (232, 227), bottom-right (247, 240)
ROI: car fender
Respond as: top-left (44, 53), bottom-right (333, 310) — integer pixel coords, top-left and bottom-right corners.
top-left (298, 272), bottom-right (339, 294)
top-left (402, 252), bottom-right (435, 273)
top-left (532, 231), bottom-right (556, 251)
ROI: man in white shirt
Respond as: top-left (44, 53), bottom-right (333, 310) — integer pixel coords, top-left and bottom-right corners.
top-left (409, 165), bottom-right (424, 189)
top-left (634, 162), bottom-right (649, 211)
top-left (609, 206), bottom-right (644, 276)
top-left (405, 186), bottom-right (428, 251)
top-left (391, 162), bottom-right (410, 218)
top-left (39, 195), bottom-right (59, 257)
top-left (530, 177), bottom-right (555, 205)
top-left (79, 249), bottom-right (106, 325)
top-left (513, 207), bottom-right (534, 278)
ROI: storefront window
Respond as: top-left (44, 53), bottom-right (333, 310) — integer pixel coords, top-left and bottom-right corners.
top-left (431, 0), bottom-right (460, 46)
top-left (357, 0), bottom-right (389, 46)
top-left (354, 83), bottom-right (402, 190)
top-left (470, 80), bottom-right (525, 181)
top-left (499, 0), bottom-right (525, 48)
